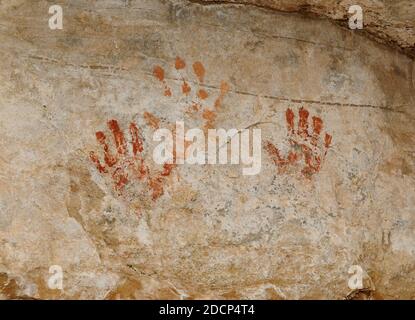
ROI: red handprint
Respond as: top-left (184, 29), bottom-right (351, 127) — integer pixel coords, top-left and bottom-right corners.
top-left (265, 107), bottom-right (332, 178)
top-left (89, 118), bottom-right (175, 200)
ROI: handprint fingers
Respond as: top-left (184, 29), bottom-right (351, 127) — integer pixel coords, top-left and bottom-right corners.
top-left (89, 151), bottom-right (107, 173)
top-left (128, 122), bottom-right (148, 179)
top-left (95, 130), bottom-right (117, 167)
top-left (108, 120), bottom-right (127, 155)
top-left (266, 107), bottom-right (332, 178)
top-left (265, 141), bottom-right (289, 167)
top-left (311, 116), bottom-right (323, 146)
top-left (286, 108), bottom-right (295, 134)
top-left (129, 122), bottom-right (144, 156)
top-left (297, 107), bottom-right (310, 139)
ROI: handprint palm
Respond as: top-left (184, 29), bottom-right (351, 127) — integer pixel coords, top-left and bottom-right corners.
top-left (265, 107), bottom-right (332, 177)
top-left (89, 118), bottom-right (174, 200)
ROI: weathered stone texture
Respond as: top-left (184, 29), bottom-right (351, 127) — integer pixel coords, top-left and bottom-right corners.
top-left (0, 0), bottom-right (414, 299)
top-left (195, 0), bottom-right (415, 58)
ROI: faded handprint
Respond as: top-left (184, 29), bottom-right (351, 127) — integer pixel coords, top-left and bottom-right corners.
top-left (265, 107), bottom-right (332, 177)
top-left (89, 117), bottom-right (175, 200)
top-left (153, 57), bottom-right (229, 130)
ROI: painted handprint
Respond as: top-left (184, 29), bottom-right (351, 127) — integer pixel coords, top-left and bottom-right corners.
top-left (89, 116), bottom-right (175, 200)
top-left (265, 107), bottom-right (332, 178)
top-left (153, 57), bottom-right (229, 130)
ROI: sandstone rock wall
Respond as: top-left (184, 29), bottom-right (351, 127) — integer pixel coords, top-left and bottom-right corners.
top-left (0, 0), bottom-right (414, 299)
top-left (194, 0), bottom-right (415, 58)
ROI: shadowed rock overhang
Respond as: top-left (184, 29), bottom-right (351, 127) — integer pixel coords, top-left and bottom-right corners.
top-left (192, 0), bottom-right (415, 58)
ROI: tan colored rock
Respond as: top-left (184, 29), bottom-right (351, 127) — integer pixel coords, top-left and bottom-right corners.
top-left (194, 0), bottom-right (415, 58)
top-left (0, 0), bottom-right (414, 299)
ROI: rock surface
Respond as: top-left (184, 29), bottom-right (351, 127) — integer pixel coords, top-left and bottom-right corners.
top-left (0, 0), bottom-right (414, 299)
top-left (195, 0), bottom-right (415, 58)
